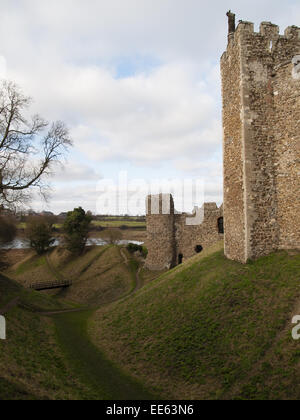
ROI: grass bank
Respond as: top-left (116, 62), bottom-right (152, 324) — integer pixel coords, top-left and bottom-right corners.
top-left (90, 245), bottom-right (300, 400)
top-left (0, 245), bottom-right (157, 399)
top-left (53, 310), bottom-right (156, 399)
top-left (0, 274), bottom-right (92, 400)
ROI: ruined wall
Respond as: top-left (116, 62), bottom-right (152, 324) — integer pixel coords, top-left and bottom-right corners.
top-left (145, 195), bottom-right (223, 270)
top-left (174, 203), bottom-right (223, 263)
top-left (221, 18), bottom-right (300, 263)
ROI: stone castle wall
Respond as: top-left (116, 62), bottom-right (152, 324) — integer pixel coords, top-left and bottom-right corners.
top-left (145, 194), bottom-right (223, 271)
top-left (273, 56), bottom-right (300, 250)
top-left (221, 18), bottom-right (300, 263)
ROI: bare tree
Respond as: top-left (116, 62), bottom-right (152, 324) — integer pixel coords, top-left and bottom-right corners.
top-left (0, 80), bottom-right (72, 208)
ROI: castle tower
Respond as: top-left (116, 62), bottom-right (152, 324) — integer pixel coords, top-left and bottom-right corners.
top-left (145, 193), bottom-right (176, 270)
top-left (221, 13), bottom-right (300, 263)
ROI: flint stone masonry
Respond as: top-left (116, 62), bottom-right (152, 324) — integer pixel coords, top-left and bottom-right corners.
top-left (145, 194), bottom-right (223, 271)
top-left (221, 15), bottom-right (300, 263)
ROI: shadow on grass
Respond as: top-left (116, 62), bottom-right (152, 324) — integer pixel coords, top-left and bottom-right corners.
top-left (53, 310), bottom-right (158, 400)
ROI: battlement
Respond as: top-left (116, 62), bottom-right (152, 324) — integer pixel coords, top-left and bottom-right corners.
top-left (146, 193), bottom-right (174, 215)
top-left (233, 20), bottom-right (300, 40)
top-left (224, 13), bottom-right (300, 56)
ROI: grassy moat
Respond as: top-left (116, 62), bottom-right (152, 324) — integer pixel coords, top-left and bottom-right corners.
top-left (0, 242), bottom-right (299, 400)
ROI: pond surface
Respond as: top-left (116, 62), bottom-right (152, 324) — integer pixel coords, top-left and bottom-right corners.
top-left (0, 237), bottom-right (144, 250)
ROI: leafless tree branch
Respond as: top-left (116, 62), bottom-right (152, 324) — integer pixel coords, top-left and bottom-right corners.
top-left (0, 80), bottom-right (73, 208)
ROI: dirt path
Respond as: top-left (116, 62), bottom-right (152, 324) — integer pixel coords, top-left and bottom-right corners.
top-left (46, 254), bottom-right (67, 282)
top-left (120, 247), bottom-right (129, 265)
top-left (37, 307), bottom-right (88, 316)
top-left (135, 266), bottom-right (143, 291)
top-left (120, 247), bottom-right (144, 292)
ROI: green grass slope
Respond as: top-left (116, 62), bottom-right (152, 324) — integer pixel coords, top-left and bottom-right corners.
top-left (5, 252), bottom-right (54, 288)
top-left (6, 245), bottom-right (137, 307)
top-left (48, 246), bottom-right (136, 306)
top-left (0, 274), bottom-right (96, 400)
top-left (90, 244), bottom-right (300, 400)
top-left (53, 310), bottom-right (156, 400)
top-left (0, 247), bottom-right (157, 400)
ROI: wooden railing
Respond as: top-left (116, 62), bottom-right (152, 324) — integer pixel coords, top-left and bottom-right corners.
top-left (29, 280), bottom-right (72, 291)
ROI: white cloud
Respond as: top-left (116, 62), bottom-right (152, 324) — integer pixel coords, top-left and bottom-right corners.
top-left (24, 60), bottom-right (219, 166)
top-left (175, 159), bottom-right (222, 177)
top-left (0, 56), bottom-right (7, 79)
top-left (51, 161), bottom-right (101, 183)
top-left (31, 183), bottom-right (100, 214)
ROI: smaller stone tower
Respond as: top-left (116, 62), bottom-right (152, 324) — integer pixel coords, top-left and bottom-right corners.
top-left (145, 194), bottom-right (176, 270)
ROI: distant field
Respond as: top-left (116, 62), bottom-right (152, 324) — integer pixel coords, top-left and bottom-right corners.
top-left (91, 220), bottom-right (146, 228)
top-left (17, 223), bottom-right (26, 229)
top-left (17, 223), bottom-right (63, 229)
top-left (17, 220), bottom-right (146, 230)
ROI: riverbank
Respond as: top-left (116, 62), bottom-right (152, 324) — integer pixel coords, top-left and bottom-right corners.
top-left (1, 227), bottom-right (146, 251)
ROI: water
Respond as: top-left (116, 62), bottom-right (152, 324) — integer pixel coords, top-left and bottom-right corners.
top-left (0, 237), bottom-right (144, 250)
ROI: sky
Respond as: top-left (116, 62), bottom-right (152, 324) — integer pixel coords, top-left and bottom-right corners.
top-left (1, 0), bottom-right (299, 214)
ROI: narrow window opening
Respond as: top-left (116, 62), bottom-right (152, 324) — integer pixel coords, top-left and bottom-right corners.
top-left (218, 217), bottom-right (224, 234)
top-left (178, 254), bottom-right (183, 264)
